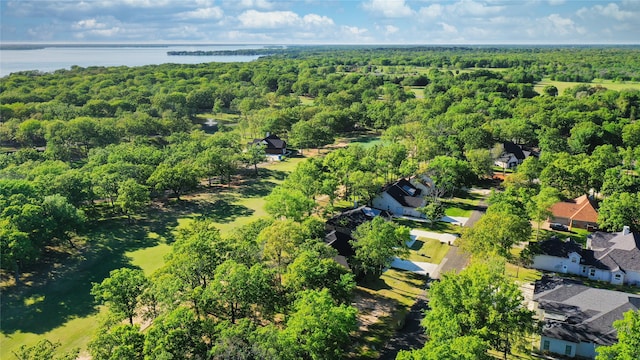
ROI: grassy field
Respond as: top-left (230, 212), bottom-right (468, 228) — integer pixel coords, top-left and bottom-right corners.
top-left (534, 78), bottom-right (640, 95)
top-left (406, 238), bottom-right (450, 264)
top-left (0, 157), bottom-right (306, 359)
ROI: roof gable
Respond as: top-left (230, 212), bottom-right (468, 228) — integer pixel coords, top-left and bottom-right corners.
top-left (251, 134), bottom-right (286, 149)
top-left (503, 141), bottom-right (526, 160)
top-left (550, 195), bottom-right (598, 223)
top-left (589, 230), bottom-right (640, 272)
top-left (383, 179), bottom-right (423, 208)
top-left (538, 237), bottom-right (583, 258)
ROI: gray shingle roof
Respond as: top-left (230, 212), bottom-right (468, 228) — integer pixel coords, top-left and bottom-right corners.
top-left (534, 276), bottom-right (640, 345)
top-left (589, 231), bottom-right (640, 272)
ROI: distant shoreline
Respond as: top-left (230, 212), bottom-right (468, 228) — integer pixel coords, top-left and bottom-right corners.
top-left (0, 44), bottom-right (275, 51)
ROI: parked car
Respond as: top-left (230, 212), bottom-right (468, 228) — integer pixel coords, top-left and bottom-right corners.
top-left (550, 223), bottom-right (568, 231)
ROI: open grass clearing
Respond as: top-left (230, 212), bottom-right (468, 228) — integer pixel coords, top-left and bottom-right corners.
top-left (534, 78), bottom-right (640, 95)
top-left (405, 238), bottom-right (451, 264)
top-left (0, 156), bottom-right (307, 359)
top-left (410, 86), bottom-right (425, 98)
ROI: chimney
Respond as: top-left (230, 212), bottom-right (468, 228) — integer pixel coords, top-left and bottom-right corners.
top-left (622, 226), bottom-right (631, 235)
top-left (266, 132), bottom-right (270, 137)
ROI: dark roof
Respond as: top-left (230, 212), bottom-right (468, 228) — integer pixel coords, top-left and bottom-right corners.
top-left (538, 229), bottom-right (640, 273)
top-left (251, 134), bottom-right (286, 150)
top-left (589, 230), bottom-right (640, 272)
top-left (534, 275), bottom-right (640, 345)
top-left (325, 206), bottom-right (391, 233)
top-left (324, 230), bottom-right (355, 257)
top-left (384, 179), bottom-right (423, 208)
top-left (539, 237), bottom-right (583, 258)
top-left (503, 141), bottom-right (526, 160)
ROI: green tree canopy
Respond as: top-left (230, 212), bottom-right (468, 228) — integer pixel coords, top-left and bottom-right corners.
top-left (421, 261), bottom-right (537, 359)
top-left (596, 309), bottom-right (640, 360)
top-left (91, 268), bottom-right (148, 325)
top-left (350, 216), bottom-right (410, 277)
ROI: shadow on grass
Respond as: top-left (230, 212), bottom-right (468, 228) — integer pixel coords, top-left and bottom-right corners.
top-left (410, 240), bottom-right (425, 251)
top-left (358, 275), bottom-right (393, 292)
top-left (237, 179), bottom-right (278, 198)
top-left (0, 219), bottom-right (160, 335)
top-left (165, 195), bottom-right (254, 225)
top-left (259, 168), bottom-right (289, 182)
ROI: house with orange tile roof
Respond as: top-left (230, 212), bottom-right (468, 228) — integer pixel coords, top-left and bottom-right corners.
top-left (548, 195), bottom-right (598, 230)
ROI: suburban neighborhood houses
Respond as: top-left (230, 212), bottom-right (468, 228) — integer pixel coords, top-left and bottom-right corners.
top-left (2, 43), bottom-right (639, 360)
top-left (531, 226), bottom-right (640, 286)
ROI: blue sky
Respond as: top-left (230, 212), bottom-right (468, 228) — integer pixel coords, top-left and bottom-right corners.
top-left (1, 0), bottom-right (639, 44)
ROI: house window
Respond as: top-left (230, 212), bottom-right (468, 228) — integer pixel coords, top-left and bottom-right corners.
top-left (615, 274), bottom-right (622, 280)
top-left (589, 268), bottom-right (596, 277)
top-left (571, 257), bottom-right (577, 263)
top-left (582, 266), bottom-right (587, 274)
top-left (565, 345), bottom-right (572, 355)
top-left (543, 340), bottom-right (550, 351)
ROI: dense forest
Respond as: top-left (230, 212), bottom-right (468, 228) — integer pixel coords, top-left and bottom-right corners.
top-left (1, 46), bottom-right (640, 359)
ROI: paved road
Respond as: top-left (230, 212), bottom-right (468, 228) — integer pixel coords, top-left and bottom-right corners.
top-left (378, 200), bottom-right (487, 359)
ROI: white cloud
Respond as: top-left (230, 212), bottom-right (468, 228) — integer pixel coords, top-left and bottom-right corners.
top-left (237, 10), bottom-right (333, 29)
top-left (541, 13), bottom-right (586, 36)
top-left (342, 25), bottom-right (368, 36)
top-left (439, 22), bottom-right (458, 33)
top-left (223, 0), bottom-right (273, 10)
top-left (363, 0), bottom-right (415, 18)
top-left (302, 14), bottom-right (334, 27)
top-left (448, 0), bottom-right (505, 16)
top-left (238, 10), bottom-right (300, 28)
top-left (385, 25), bottom-right (399, 34)
top-left (594, 3), bottom-right (635, 20)
top-left (418, 4), bottom-right (444, 18)
top-left (175, 6), bottom-right (224, 20)
top-left (72, 18), bottom-right (107, 30)
top-left (548, 0), bottom-right (565, 5)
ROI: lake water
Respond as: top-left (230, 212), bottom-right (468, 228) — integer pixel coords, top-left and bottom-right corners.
top-left (0, 45), bottom-right (263, 77)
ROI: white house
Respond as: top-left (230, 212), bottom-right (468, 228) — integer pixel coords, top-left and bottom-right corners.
top-left (493, 141), bottom-right (529, 169)
top-left (533, 275), bottom-right (640, 359)
top-left (372, 178), bottom-right (426, 218)
top-left (531, 226), bottom-right (640, 286)
top-left (409, 175), bottom-right (434, 197)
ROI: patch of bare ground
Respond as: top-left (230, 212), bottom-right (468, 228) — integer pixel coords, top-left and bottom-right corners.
top-left (353, 291), bottom-right (396, 332)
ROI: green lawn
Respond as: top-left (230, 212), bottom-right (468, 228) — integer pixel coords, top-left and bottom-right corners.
top-left (406, 238), bottom-right (450, 264)
top-left (444, 192), bottom-right (483, 218)
top-left (394, 218), bottom-right (464, 236)
top-left (534, 78), bottom-right (640, 95)
top-left (0, 156), bottom-right (306, 359)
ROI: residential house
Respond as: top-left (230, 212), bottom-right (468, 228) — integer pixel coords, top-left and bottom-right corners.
top-left (324, 206), bottom-right (391, 266)
top-left (548, 194), bottom-right (598, 230)
top-left (250, 133), bottom-right (287, 160)
top-left (409, 175), bottom-right (434, 197)
top-left (493, 141), bottom-right (528, 169)
top-left (372, 178), bottom-right (426, 218)
top-left (533, 275), bottom-right (640, 359)
top-left (531, 226), bottom-right (640, 286)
